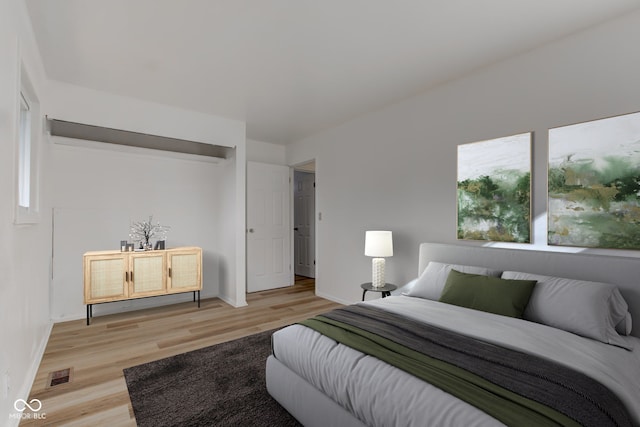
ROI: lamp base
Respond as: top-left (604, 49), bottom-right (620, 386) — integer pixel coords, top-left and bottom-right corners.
top-left (371, 258), bottom-right (385, 288)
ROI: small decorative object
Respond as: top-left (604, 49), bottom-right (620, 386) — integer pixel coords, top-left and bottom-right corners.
top-left (120, 240), bottom-right (128, 251)
top-left (364, 230), bottom-right (393, 288)
top-left (548, 111), bottom-right (640, 249)
top-left (457, 132), bottom-right (531, 243)
top-left (129, 216), bottom-right (170, 250)
top-left (154, 240), bottom-right (165, 250)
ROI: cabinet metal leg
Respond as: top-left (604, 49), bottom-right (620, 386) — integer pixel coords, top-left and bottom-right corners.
top-left (362, 289), bottom-right (367, 301)
top-left (85, 290), bottom-right (201, 326)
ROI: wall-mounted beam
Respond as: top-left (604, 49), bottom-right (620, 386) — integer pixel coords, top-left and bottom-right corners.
top-left (47, 118), bottom-right (232, 159)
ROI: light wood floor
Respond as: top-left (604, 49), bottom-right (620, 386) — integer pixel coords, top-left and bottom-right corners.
top-left (21, 277), bottom-right (338, 426)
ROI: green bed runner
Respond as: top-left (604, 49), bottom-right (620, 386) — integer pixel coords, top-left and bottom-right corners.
top-left (300, 315), bottom-right (579, 427)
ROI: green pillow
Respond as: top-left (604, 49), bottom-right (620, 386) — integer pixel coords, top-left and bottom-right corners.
top-left (439, 269), bottom-right (537, 318)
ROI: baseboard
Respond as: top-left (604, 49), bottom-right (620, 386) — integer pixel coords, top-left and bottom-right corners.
top-left (314, 290), bottom-right (352, 306)
top-left (7, 321), bottom-right (53, 427)
top-left (217, 293), bottom-right (248, 308)
top-left (50, 312), bottom-right (85, 323)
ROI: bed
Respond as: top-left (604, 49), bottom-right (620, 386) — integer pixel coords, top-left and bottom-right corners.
top-left (266, 243), bottom-right (640, 427)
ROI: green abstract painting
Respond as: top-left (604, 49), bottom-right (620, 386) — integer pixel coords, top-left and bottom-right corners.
top-left (457, 133), bottom-right (531, 243)
top-left (548, 111), bottom-right (640, 249)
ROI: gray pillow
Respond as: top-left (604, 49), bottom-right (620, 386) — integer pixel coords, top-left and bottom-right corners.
top-left (406, 261), bottom-right (502, 300)
top-left (619, 312), bottom-right (632, 336)
top-left (501, 271), bottom-right (631, 349)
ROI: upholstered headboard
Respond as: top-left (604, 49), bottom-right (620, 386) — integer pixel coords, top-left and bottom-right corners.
top-left (417, 243), bottom-right (640, 339)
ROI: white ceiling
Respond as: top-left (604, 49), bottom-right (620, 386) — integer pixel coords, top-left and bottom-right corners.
top-left (25, 0), bottom-right (640, 145)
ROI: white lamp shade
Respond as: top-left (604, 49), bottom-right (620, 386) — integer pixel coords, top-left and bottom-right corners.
top-left (364, 231), bottom-right (393, 257)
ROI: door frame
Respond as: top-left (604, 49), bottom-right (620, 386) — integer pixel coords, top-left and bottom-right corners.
top-left (290, 159), bottom-right (316, 283)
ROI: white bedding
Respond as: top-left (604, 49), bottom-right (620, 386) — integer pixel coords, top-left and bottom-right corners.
top-left (271, 296), bottom-right (640, 427)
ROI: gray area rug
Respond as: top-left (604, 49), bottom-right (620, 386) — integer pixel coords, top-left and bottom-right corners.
top-left (124, 329), bottom-right (301, 426)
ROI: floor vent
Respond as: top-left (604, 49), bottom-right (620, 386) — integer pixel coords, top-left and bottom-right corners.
top-left (48, 368), bottom-right (72, 387)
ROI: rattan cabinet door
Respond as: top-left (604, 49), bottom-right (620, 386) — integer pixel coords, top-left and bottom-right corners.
top-left (129, 253), bottom-right (166, 297)
top-left (84, 254), bottom-right (128, 303)
top-left (167, 248), bottom-right (202, 293)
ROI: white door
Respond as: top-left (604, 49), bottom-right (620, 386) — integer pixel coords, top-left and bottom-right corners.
top-left (294, 171), bottom-right (315, 278)
top-left (247, 161), bottom-right (291, 292)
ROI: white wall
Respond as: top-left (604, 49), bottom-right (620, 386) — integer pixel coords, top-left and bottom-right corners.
top-left (46, 81), bottom-right (245, 148)
top-left (218, 152), bottom-right (238, 305)
top-left (0, 0), bottom-right (52, 422)
top-left (287, 10), bottom-right (640, 304)
top-left (45, 82), bottom-right (247, 319)
top-left (216, 143), bottom-right (248, 308)
top-left (247, 138), bottom-right (286, 165)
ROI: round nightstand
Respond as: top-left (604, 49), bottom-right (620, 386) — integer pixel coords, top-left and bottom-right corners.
top-left (361, 282), bottom-right (397, 301)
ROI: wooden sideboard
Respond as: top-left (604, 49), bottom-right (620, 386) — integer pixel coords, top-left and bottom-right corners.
top-left (83, 246), bottom-right (202, 325)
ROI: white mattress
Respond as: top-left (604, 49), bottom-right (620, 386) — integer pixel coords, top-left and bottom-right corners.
top-left (271, 296), bottom-right (640, 427)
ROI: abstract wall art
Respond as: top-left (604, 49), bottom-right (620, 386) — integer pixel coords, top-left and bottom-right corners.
top-left (457, 132), bottom-right (531, 243)
top-left (548, 111), bottom-right (640, 249)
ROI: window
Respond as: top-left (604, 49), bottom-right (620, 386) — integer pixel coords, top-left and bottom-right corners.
top-left (15, 65), bottom-right (40, 224)
top-left (18, 91), bottom-right (31, 208)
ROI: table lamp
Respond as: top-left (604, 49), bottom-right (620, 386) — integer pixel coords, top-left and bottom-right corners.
top-left (364, 230), bottom-right (393, 288)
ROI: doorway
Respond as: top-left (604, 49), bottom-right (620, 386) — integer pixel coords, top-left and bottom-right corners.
top-left (293, 161), bottom-right (316, 279)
